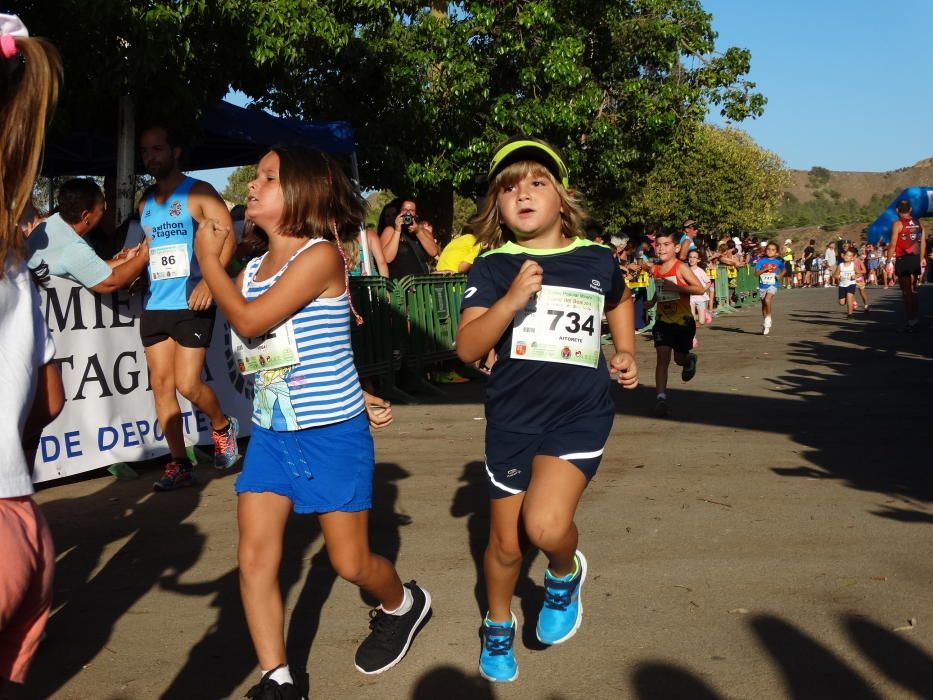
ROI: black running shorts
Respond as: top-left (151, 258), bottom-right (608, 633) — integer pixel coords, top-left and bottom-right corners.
top-left (895, 254), bottom-right (921, 278)
top-left (140, 308), bottom-right (216, 348)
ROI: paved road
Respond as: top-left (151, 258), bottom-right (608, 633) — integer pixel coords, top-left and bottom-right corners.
top-left (10, 287), bottom-right (933, 700)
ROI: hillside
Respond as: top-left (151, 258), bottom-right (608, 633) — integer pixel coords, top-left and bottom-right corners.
top-left (786, 158), bottom-right (933, 205)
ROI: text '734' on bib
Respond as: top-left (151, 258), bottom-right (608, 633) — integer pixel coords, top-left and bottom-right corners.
top-left (510, 285), bottom-right (603, 368)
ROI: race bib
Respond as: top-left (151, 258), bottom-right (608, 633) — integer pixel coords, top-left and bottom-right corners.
top-left (656, 275), bottom-right (680, 302)
top-left (150, 243), bottom-right (190, 281)
top-left (510, 285), bottom-right (603, 368)
top-left (760, 272), bottom-right (777, 286)
top-left (840, 270), bottom-right (855, 284)
top-left (231, 320), bottom-right (300, 374)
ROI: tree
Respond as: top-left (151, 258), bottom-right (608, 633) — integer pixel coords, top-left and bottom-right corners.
top-left (25, 1), bottom-right (766, 236)
top-left (627, 124), bottom-right (788, 233)
top-left (246, 1), bottom-right (767, 234)
top-left (222, 166), bottom-right (256, 206)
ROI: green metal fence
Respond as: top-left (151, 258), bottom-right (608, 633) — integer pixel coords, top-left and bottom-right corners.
top-left (347, 266), bottom-right (760, 400)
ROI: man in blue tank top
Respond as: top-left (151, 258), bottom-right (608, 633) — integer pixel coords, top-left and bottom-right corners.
top-left (138, 125), bottom-right (240, 491)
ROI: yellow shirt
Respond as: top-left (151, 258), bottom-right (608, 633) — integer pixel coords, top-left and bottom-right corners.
top-left (436, 234), bottom-right (481, 273)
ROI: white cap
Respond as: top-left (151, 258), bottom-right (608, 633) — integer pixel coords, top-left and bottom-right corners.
top-left (784, 239), bottom-right (792, 244)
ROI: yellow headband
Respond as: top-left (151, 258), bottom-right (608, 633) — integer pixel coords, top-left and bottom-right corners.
top-left (488, 140), bottom-right (570, 189)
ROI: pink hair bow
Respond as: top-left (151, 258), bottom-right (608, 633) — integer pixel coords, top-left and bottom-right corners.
top-left (0, 14), bottom-right (29, 60)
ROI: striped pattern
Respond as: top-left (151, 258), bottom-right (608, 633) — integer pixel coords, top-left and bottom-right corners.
top-left (242, 239), bottom-right (365, 429)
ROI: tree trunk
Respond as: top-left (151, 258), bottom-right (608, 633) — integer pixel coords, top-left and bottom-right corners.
top-left (418, 182), bottom-right (454, 247)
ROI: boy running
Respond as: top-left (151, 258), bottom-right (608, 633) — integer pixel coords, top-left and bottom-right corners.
top-left (649, 231), bottom-right (705, 417)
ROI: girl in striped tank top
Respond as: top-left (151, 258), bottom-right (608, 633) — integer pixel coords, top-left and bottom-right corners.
top-left (194, 146), bottom-right (430, 699)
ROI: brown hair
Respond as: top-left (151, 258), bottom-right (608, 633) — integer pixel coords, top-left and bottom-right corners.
top-left (896, 199), bottom-right (911, 215)
top-left (0, 37), bottom-right (62, 275)
top-left (264, 145), bottom-right (364, 241)
top-left (472, 160), bottom-right (586, 250)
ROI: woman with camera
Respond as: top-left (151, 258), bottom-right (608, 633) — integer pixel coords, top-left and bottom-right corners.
top-left (378, 198), bottom-right (438, 278)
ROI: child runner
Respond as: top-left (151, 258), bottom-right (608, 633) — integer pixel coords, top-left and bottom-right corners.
top-left (456, 137), bottom-right (638, 683)
top-left (687, 249), bottom-right (711, 330)
top-left (648, 231), bottom-right (704, 417)
top-left (0, 20), bottom-right (64, 693)
top-left (836, 247), bottom-right (858, 317)
top-left (854, 250), bottom-right (869, 312)
top-left (754, 242), bottom-right (785, 335)
top-left (194, 146), bottom-right (430, 700)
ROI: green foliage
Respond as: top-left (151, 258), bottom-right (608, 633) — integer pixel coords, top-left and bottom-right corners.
top-left (25, 1), bottom-right (767, 236)
top-left (807, 166), bottom-right (831, 188)
top-left (626, 124), bottom-right (788, 233)
top-left (221, 165), bottom-right (256, 206)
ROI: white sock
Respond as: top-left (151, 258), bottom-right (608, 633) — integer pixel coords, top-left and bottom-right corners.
top-left (764, 315), bottom-right (772, 327)
top-left (381, 586), bottom-right (413, 616)
top-left (260, 665), bottom-right (293, 686)
top-left (656, 392), bottom-right (667, 400)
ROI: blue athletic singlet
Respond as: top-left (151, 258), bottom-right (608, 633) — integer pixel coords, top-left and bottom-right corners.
top-left (141, 177), bottom-right (202, 310)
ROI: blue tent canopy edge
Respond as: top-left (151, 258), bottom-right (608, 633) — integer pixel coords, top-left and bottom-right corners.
top-left (42, 100), bottom-right (356, 177)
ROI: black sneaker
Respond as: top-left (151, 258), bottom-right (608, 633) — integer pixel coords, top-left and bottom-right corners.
top-left (355, 581), bottom-right (431, 674)
top-left (681, 352), bottom-right (698, 382)
top-left (244, 668), bottom-right (305, 700)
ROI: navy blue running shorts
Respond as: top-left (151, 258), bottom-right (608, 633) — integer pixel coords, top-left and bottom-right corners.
top-left (236, 411), bottom-right (374, 514)
top-left (484, 412), bottom-right (614, 499)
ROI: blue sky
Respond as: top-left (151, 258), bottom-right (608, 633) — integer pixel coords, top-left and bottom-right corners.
top-left (703, 0), bottom-right (933, 172)
top-left (196, 1), bottom-right (933, 191)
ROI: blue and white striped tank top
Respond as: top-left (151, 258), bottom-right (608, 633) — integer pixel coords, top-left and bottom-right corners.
top-left (241, 238), bottom-right (365, 431)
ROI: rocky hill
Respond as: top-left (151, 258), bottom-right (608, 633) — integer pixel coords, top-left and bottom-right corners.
top-left (786, 158), bottom-right (933, 205)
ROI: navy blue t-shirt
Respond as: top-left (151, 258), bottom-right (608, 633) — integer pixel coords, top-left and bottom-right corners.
top-left (462, 238), bottom-right (626, 433)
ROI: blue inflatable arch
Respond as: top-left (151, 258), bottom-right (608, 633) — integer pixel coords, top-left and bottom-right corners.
top-left (867, 186), bottom-right (933, 244)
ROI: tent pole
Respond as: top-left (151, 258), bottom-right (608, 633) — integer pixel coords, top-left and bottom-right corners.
top-left (349, 151), bottom-right (372, 275)
top-left (115, 95), bottom-right (135, 228)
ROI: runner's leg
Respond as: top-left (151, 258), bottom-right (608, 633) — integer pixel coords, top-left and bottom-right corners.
top-left (145, 339), bottom-right (186, 460)
top-left (655, 346), bottom-right (672, 396)
top-left (238, 491), bottom-right (292, 670)
top-left (174, 345), bottom-right (228, 431)
top-left (319, 510), bottom-right (404, 609)
top-left (522, 456), bottom-right (588, 577)
top-left (485, 493), bottom-right (528, 622)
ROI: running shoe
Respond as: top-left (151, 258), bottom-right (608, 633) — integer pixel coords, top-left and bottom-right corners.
top-left (212, 415), bottom-right (240, 469)
top-left (153, 461), bottom-right (196, 492)
top-left (682, 352), bottom-right (698, 382)
top-left (244, 668), bottom-right (305, 700)
top-left (355, 581), bottom-right (431, 674)
top-left (479, 612), bottom-right (518, 683)
top-left (655, 396), bottom-right (668, 418)
top-left (436, 371), bottom-right (470, 384)
top-left (537, 550), bottom-right (588, 645)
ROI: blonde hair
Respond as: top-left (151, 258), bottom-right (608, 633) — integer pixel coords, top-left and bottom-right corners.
top-left (0, 37), bottom-right (62, 275)
top-left (472, 160), bottom-right (586, 250)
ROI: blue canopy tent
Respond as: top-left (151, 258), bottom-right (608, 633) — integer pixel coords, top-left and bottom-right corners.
top-left (42, 100), bottom-right (358, 177)
top-left (866, 186), bottom-right (933, 244)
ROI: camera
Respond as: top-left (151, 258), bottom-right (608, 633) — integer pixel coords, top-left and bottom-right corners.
top-left (402, 213), bottom-right (414, 226)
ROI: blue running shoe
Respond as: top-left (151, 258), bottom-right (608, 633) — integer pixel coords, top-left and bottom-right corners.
top-left (212, 415), bottom-right (240, 469)
top-left (479, 612), bottom-right (518, 683)
top-left (536, 550), bottom-right (587, 645)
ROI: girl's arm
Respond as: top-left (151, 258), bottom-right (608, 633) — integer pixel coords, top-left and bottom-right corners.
top-left (195, 222), bottom-right (342, 338)
top-left (368, 230), bottom-right (390, 277)
top-left (456, 260), bottom-right (542, 362)
top-left (605, 292), bottom-right (638, 388)
top-left (380, 220), bottom-right (402, 263)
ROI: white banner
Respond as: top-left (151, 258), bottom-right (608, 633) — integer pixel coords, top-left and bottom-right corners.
top-left (34, 277), bottom-right (255, 483)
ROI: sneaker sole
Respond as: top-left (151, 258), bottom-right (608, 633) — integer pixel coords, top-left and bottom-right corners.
top-left (536, 550), bottom-right (588, 645)
top-left (354, 587), bottom-right (432, 675)
top-left (479, 665), bottom-right (519, 683)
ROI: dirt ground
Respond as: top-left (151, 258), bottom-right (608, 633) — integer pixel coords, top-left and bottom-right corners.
top-left (7, 287), bottom-right (933, 700)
